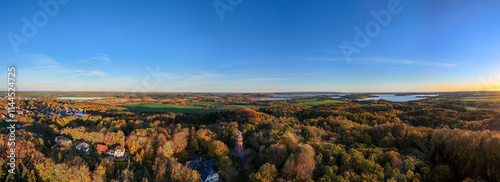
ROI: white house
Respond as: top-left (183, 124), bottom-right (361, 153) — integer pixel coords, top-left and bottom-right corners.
top-left (114, 146), bottom-right (125, 158)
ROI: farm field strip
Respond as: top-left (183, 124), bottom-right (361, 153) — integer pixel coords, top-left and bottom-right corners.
top-left (122, 102), bottom-right (257, 113)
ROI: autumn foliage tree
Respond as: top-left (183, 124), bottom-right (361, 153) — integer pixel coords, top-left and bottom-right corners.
top-left (281, 147), bottom-right (316, 181)
top-left (249, 163), bottom-right (278, 182)
top-left (208, 140), bottom-right (229, 159)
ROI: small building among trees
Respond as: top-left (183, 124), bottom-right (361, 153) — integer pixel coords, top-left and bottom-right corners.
top-left (55, 136), bottom-right (72, 148)
top-left (185, 156), bottom-right (219, 182)
top-left (114, 146), bottom-right (125, 158)
top-left (96, 144), bottom-right (108, 153)
top-left (76, 142), bottom-right (90, 152)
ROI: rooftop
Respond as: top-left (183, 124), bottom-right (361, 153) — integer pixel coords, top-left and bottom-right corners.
top-left (96, 144), bottom-right (108, 153)
top-left (185, 156), bottom-right (218, 181)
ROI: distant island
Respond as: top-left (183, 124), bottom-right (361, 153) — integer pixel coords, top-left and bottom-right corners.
top-left (341, 94), bottom-right (378, 100)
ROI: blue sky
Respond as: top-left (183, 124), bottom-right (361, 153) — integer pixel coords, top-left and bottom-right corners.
top-left (1, 0), bottom-right (500, 92)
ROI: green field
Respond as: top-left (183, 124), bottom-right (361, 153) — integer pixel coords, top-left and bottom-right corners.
top-left (466, 107), bottom-right (480, 111)
top-left (122, 102), bottom-right (256, 113)
top-left (460, 96), bottom-right (500, 102)
top-left (191, 101), bottom-right (222, 106)
top-left (300, 99), bottom-right (346, 106)
top-left (122, 103), bottom-right (206, 113)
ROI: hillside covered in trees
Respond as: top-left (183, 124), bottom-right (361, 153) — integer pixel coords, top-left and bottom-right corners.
top-left (1, 92), bottom-right (500, 181)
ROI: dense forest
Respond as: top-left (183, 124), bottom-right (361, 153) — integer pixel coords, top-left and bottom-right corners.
top-left (1, 92), bottom-right (500, 181)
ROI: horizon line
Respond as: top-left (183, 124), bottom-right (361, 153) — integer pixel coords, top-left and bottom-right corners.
top-left (1, 90), bottom-right (497, 94)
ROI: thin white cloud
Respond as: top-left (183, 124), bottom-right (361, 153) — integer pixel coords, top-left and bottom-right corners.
top-left (28, 54), bottom-right (67, 70)
top-left (74, 70), bottom-right (107, 77)
top-left (22, 54), bottom-right (109, 78)
top-left (370, 58), bottom-right (458, 68)
top-left (79, 55), bottom-right (112, 65)
top-left (304, 57), bottom-right (458, 68)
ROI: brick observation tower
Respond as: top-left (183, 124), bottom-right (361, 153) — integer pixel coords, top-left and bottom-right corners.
top-left (235, 131), bottom-right (243, 153)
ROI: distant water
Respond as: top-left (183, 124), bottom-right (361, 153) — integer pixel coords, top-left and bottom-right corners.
top-left (263, 93), bottom-right (344, 101)
top-left (274, 94), bottom-right (339, 97)
top-left (357, 94), bottom-right (439, 102)
top-left (57, 97), bottom-right (104, 100)
top-left (263, 94), bottom-right (438, 102)
top-left (331, 94), bottom-right (349, 99)
top-left (260, 98), bottom-right (291, 101)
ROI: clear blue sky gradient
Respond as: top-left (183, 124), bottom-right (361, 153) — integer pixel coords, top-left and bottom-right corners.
top-left (1, 0), bottom-right (500, 92)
